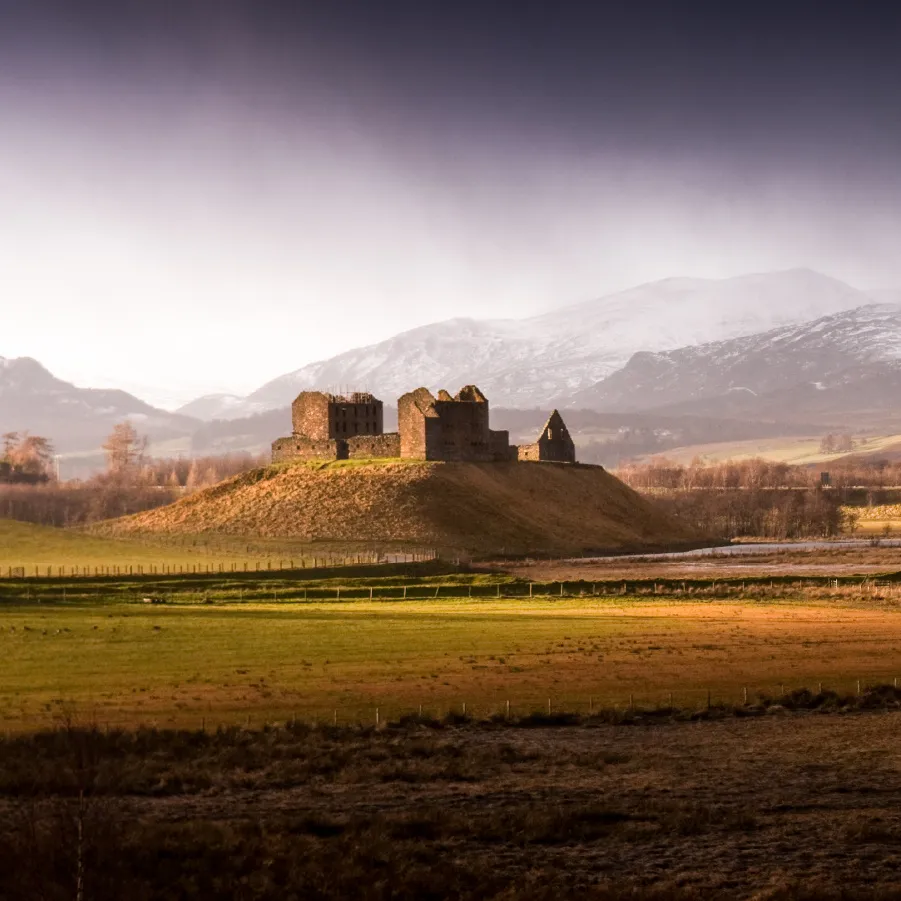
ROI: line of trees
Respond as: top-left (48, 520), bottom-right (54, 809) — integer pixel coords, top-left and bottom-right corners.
top-left (655, 489), bottom-right (846, 540)
top-left (614, 455), bottom-right (901, 539)
top-left (0, 422), bottom-right (267, 527)
top-left (617, 456), bottom-right (901, 492)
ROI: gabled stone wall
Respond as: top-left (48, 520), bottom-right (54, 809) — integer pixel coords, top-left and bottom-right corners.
top-left (517, 410), bottom-right (576, 463)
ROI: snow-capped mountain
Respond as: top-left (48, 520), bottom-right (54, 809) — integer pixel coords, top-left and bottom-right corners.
top-left (0, 356), bottom-right (198, 451)
top-left (566, 303), bottom-right (901, 423)
top-left (184, 268), bottom-right (872, 417)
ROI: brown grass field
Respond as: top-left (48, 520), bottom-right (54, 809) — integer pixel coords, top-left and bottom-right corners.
top-left (95, 459), bottom-right (701, 556)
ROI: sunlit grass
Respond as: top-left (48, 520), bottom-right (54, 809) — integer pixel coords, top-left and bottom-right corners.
top-left (4, 596), bottom-right (901, 732)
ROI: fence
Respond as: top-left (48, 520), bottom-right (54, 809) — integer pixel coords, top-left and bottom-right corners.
top-left (4, 574), bottom-right (901, 606)
top-left (16, 678), bottom-right (901, 736)
top-left (0, 549), bottom-right (441, 580)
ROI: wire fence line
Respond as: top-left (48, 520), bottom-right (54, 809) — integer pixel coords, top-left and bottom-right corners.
top-left (0, 549), bottom-right (441, 580)
top-left (5, 576), bottom-right (901, 605)
top-left (17, 678), bottom-right (901, 736)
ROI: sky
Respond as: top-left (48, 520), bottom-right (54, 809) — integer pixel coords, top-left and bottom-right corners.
top-left (2, 1), bottom-right (901, 408)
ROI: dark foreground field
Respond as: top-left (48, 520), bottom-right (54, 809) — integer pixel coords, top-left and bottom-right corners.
top-left (6, 703), bottom-right (901, 899)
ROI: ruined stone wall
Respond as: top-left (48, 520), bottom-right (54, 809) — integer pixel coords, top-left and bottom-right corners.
top-left (537, 436), bottom-right (576, 463)
top-left (291, 392), bottom-right (383, 441)
top-left (291, 392), bottom-right (332, 441)
top-left (430, 399), bottom-right (491, 461)
top-left (517, 412), bottom-right (577, 463)
top-left (489, 430), bottom-right (516, 461)
top-left (398, 386), bottom-right (515, 461)
top-left (346, 433), bottom-right (401, 459)
top-left (398, 389), bottom-right (437, 460)
top-left (538, 413), bottom-right (576, 463)
top-left (271, 436), bottom-right (343, 463)
top-left (328, 397), bottom-right (383, 439)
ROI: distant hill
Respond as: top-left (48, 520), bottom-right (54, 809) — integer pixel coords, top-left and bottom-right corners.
top-left (566, 304), bottom-right (901, 428)
top-left (97, 460), bottom-right (702, 556)
top-left (180, 269), bottom-right (871, 417)
top-left (0, 356), bottom-right (199, 453)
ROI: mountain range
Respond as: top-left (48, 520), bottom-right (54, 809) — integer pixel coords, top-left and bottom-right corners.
top-left (570, 303), bottom-right (901, 424)
top-left (0, 356), bottom-right (195, 453)
top-left (3, 268), bottom-right (900, 469)
top-left (179, 268), bottom-right (873, 419)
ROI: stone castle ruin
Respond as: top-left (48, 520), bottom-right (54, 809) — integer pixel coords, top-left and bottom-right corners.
top-left (272, 385), bottom-right (576, 464)
top-left (517, 410), bottom-right (576, 463)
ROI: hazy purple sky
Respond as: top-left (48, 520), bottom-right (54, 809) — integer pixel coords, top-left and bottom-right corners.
top-left (2, 1), bottom-right (900, 407)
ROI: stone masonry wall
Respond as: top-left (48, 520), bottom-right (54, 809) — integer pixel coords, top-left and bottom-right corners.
top-left (291, 393), bottom-right (332, 441)
top-left (346, 433), bottom-right (401, 459)
top-left (397, 389), bottom-right (434, 460)
top-left (272, 436), bottom-right (343, 463)
top-left (328, 396), bottom-right (383, 439)
top-left (516, 443), bottom-right (542, 462)
top-left (291, 392), bottom-right (383, 441)
top-left (430, 398), bottom-right (491, 461)
top-left (489, 430), bottom-right (516, 461)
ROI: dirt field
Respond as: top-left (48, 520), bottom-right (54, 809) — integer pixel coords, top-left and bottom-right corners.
top-left (6, 712), bottom-right (901, 898)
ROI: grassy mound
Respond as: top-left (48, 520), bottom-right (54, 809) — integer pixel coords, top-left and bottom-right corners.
top-left (96, 459), bottom-right (700, 557)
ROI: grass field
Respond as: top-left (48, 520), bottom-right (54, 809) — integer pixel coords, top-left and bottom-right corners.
top-left (0, 519), bottom-right (432, 572)
top-left (645, 431), bottom-right (901, 466)
top-left (5, 593), bottom-right (901, 731)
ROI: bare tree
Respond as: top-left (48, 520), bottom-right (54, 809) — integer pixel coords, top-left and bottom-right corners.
top-left (2, 431), bottom-right (19, 460)
top-left (101, 422), bottom-right (148, 475)
top-left (0, 431), bottom-right (54, 477)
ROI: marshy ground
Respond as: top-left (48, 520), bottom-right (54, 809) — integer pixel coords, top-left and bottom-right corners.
top-left (5, 708), bottom-right (901, 899)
